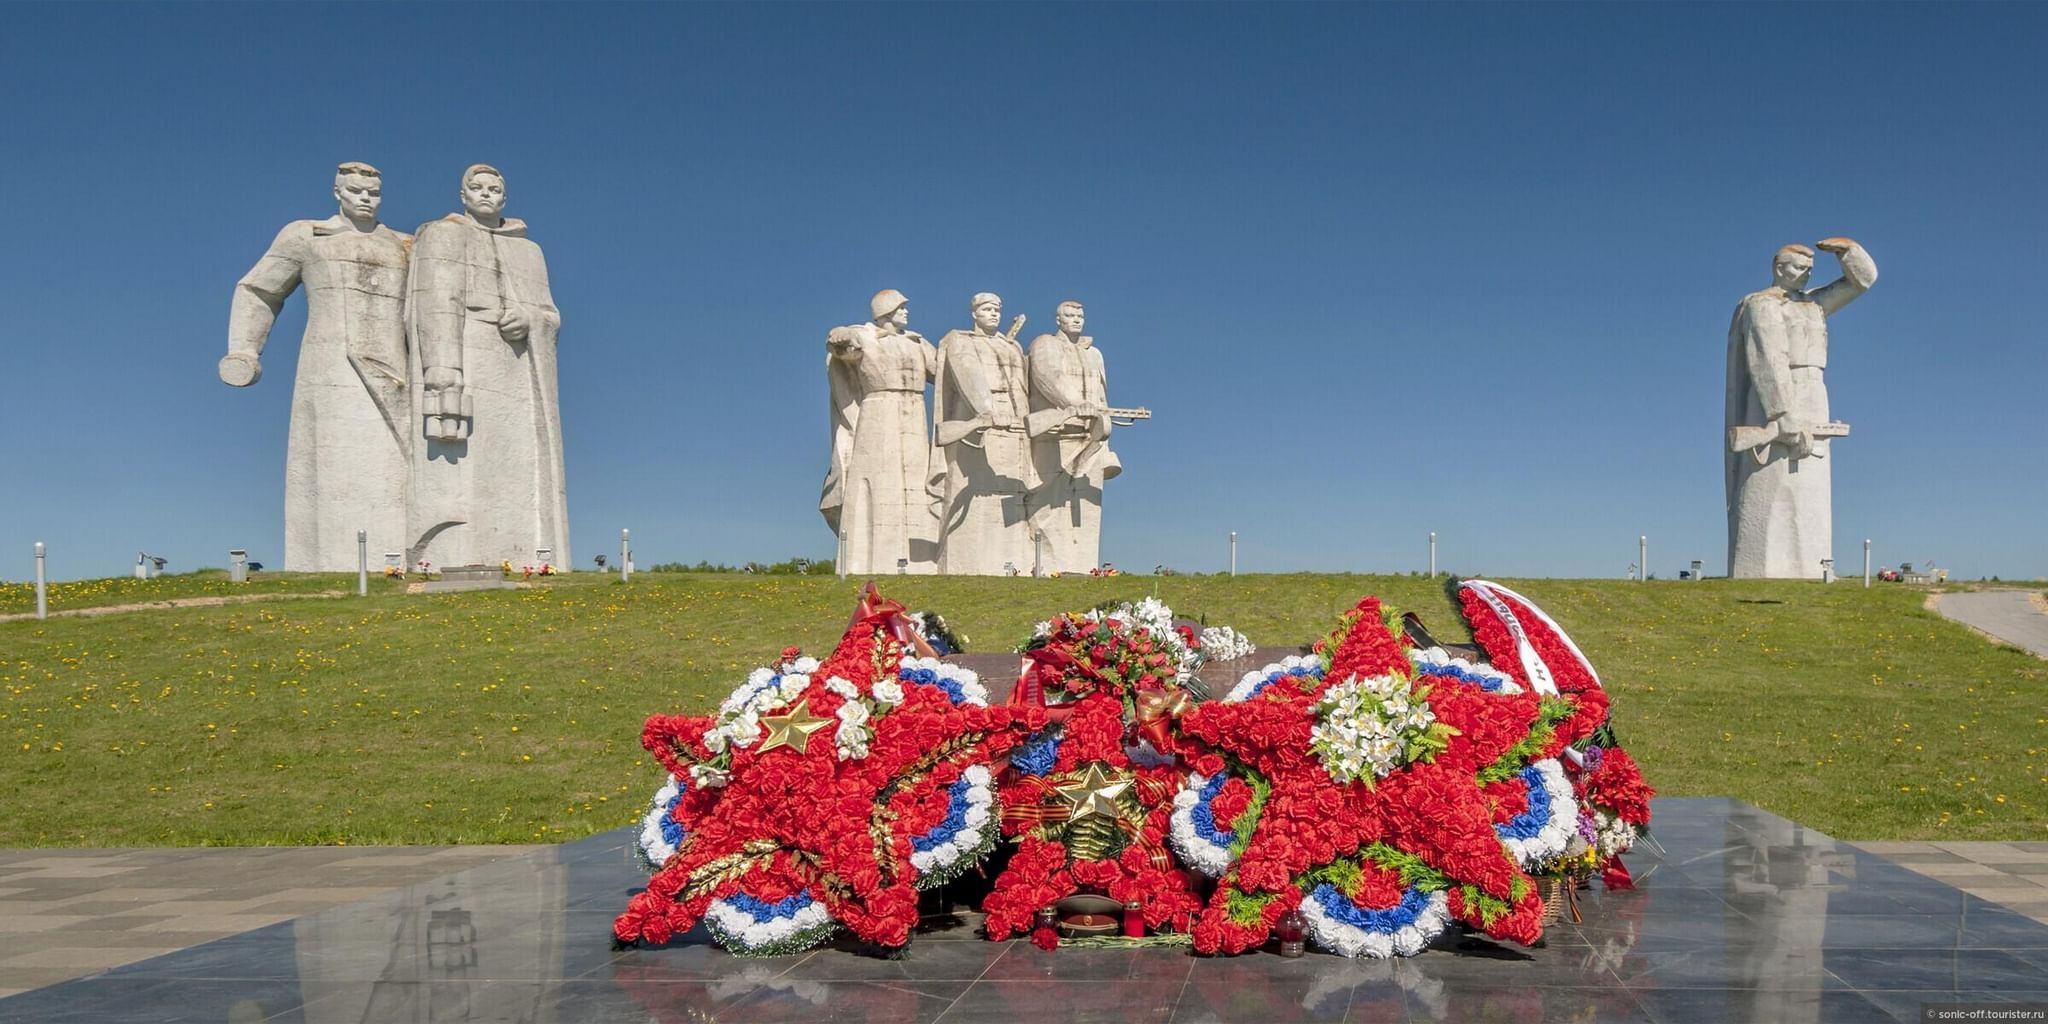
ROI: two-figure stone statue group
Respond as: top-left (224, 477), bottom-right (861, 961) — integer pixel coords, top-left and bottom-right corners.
top-left (223, 162), bottom-right (568, 573)
top-left (823, 291), bottom-right (1146, 577)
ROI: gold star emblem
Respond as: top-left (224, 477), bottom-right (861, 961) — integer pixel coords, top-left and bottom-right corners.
top-left (756, 697), bottom-right (833, 756)
top-left (1053, 763), bottom-right (1134, 822)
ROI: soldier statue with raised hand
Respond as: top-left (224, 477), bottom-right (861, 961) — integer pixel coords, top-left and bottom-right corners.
top-left (222, 161), bottom-right (412, 572)
top-left (821, 289), bottom-right (941, 575)
top-left (1725, 236), bottom-right (1877, 579)
top-left (406, 163), bottom-right (570, 571)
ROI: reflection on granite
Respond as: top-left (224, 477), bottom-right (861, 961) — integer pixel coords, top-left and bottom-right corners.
top-left (4, 797), bottom-right (2047, 1023)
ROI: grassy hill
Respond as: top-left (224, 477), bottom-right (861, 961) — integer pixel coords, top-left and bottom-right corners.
top-left (2, 572), bottom-right (2041, 846)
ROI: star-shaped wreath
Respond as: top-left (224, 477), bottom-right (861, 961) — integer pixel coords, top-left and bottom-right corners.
top-left (614, 588), bottom-right (1044, 955)
top-left (1172, 597), bottom-right (1549, 957)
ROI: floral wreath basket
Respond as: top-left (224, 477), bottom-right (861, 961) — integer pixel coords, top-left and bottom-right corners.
top-left (616, 582), bottom-right (1652, 959)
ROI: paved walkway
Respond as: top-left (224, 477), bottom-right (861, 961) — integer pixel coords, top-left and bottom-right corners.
top-left (1935, 588), bottom-right (2048, 658)
top-left (3, 836), bottom-right (2046, 1003)
top-left (1855, 840), bottom-right (2048, 923)
top-left (0, 845), bottom-right (530, 998)
top-left (0, 590), bottom-right (346, 624)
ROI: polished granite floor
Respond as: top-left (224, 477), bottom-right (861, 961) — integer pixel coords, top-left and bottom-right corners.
top-left (2, 797), bottom-right (2045, 1024)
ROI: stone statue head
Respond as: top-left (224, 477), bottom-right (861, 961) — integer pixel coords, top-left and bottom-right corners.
top-left (970, 293), bottom-right (1002, 332)
top-left (870, 289), bottom-right (909, 331)
top-left (460, 163), bottom-right (508, 223)
top-left (1055, 300), bottom-right (1085, 337)
top-left (332, 161), bottom-right (382, 227)
top-left (1773, 244), bottom-right (1815, 291)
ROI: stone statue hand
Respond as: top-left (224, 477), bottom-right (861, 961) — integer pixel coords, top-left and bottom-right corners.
top-left (498, 308), bottom-right (531, 344)
top-left (422, 366), bottom-right (470, 441)
top-left (1777, 420), bottom-right (1815, 458)
top-left (218, 353), bottom-right (261, 388)
top-left (1814, 237), bottom-right (1857, 256)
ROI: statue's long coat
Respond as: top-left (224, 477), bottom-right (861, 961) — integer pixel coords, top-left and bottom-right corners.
top-left (1025, 332), bottom-right (1111, 575)
top-left (931, 330), bottom-right (1035, 575)
top-left (228, 216), bottom-right (412, 571)
top-left (405, 213), bottom-right (570, 569)
top-left (821, 324), bottom-right (940, 574)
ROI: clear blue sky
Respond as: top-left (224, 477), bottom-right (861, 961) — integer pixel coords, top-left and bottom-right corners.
top-left (2, 2), bottom-right (2042, 582)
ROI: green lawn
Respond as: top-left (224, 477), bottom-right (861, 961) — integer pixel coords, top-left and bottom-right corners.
top-left (1, 573), bottom-right (2041, 846)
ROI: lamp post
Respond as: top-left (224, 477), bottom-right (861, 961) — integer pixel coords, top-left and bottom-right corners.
top-left (34, 542), bottom-right (47, 620)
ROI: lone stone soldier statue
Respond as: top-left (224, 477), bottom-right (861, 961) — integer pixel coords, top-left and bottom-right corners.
top-left (222, 161), bottom-right (412, 572)
top-left (821, 289), bottom-right (941, 575)
top-left (931, 293), bottom-right (1034, 575)
top-left (1026, 300), bottom-right (1117, 575)
top-left (1725, 237), bottom-right (1877, 578)
top-left (406, 164), bottom-right (570, 570)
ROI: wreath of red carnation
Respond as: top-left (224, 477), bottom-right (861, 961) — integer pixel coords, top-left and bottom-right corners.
top-left (615, 594), bottom-right (1043, 954)
top-left (1176, 598), bottom-right (1548, 957)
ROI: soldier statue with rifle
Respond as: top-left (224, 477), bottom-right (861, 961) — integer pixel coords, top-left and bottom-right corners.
top-left (1026, 300), bottom-right (1148, 575)
top-left (931, 293), bottom-right (1037, 575)
top-left (1724, 237), bottom-right (1877, 579)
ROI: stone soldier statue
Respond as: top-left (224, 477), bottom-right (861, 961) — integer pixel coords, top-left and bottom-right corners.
top-left (821, 289), bottom-right (941, 575)
top-left (1725, 237), bottom-right (1876, 578)
top-left (931, 293), bottom-right (1034, 575)
top-left (406, 164), bottom-right (570, 570)
top-left (222, 161), bottom-right (412, 571)
top-left (1026, 300), bottom-right (1117, 574)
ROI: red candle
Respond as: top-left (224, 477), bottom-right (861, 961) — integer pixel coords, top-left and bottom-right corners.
top-left (1275, 908), bottom-right (1307, 958)
top-left (1122, 900), bottom-right (1144, 937)
top-left (1032, 907), bottom-right (1059, 949)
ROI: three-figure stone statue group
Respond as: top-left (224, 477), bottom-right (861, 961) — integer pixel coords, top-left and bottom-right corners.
top-left (823, 291), bottom-right (1137, 577)
top-left (223, 162), bottom-right (569, 573)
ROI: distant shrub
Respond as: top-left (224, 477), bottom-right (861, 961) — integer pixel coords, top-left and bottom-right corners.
top-left (644, 560), bottom-right (734, 573)
top-left (642, 558), bottom-right (834, 576)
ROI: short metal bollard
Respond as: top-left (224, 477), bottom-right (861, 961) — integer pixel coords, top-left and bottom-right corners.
top-left (34, 542), bottom-right (48, 620)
